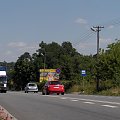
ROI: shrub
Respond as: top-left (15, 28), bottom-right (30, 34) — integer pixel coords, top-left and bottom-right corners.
top-left (37, 80), bottom-right (47, 91)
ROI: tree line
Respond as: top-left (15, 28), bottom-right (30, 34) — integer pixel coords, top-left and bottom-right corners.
top-left (3, 40), bottom-right (120, 95)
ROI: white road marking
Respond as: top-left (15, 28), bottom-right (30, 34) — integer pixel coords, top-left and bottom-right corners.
top-left (60, 97), bottom-right (68, 99)
top-left (48, 95), bottom-right (120, 106)
top-left (71, 99), bottom-right (79, 102)
top-left (83, 102), bottom-right (95, 104)
top-left (101, 105), bottom-right (118, 108)
top-left (69, 97), bottom-right (120, 105)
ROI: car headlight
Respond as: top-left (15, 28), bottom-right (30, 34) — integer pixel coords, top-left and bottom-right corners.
top-left (4, 84), bottom-right (7, 87)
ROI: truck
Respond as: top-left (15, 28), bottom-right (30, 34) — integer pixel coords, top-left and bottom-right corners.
top-left (0, 66), bottom-right (7, 93)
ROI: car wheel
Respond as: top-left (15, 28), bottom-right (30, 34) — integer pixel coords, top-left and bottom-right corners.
top-left (42, 91), bottom-right (45, 95)
top-left (46, 90), bottom-right (49, 95)
top-left (57, 93), bottom-right (59, 95)
top-left (61, 92), bottom-right (64, 95)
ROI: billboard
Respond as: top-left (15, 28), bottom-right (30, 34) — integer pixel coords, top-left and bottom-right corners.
top-left (39, 69), bottom-right (60, 82)
top-left (0, 66), bottom-right (6, 71)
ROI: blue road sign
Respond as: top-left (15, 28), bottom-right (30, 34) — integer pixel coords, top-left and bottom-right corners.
top-left (81, 70), bottom-right (86, 76)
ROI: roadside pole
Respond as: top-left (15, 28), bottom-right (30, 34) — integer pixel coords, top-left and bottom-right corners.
top-left (81, 70), bottom-right (86, 93)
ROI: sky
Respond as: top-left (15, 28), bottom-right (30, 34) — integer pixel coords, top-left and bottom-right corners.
top-left (0, 0), bottom-right (120, 62)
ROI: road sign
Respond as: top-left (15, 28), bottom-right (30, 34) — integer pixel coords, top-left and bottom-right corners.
top-left (0, 66), bottom-right (6, 71)
top-left (81, 70), bottom-right (86, 76)
top-left (56, 68), bottom-right (61, 74)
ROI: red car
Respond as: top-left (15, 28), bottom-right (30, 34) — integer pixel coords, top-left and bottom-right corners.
top-left (42, 80), bottom-right (64, 95)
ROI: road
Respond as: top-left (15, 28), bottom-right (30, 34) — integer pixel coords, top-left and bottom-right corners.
top-left (0, 92), bottom-right (120, 120)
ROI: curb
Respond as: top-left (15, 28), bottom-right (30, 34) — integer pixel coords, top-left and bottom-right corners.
top-left (0, 106), bottom-right (17, 120)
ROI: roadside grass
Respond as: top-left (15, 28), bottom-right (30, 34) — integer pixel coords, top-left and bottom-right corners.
top-left (66, 83), bottom-right (120, 96)
top-left (98, 87), bottom-right (120, 96)
top-left (66, 84), bottom-right (97, 94)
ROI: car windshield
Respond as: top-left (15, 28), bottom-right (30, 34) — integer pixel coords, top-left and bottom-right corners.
top-left (49, 81), bottom-right (61, 85)
top-left (0, 76), bottom-right (7, 81)
top-left (28, 83), bottom-right (36, 86)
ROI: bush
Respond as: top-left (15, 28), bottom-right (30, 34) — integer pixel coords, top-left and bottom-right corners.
top-left (37, 80), bottom-right (47, 91)
top-left (61, 80), bottom-right (76, 93)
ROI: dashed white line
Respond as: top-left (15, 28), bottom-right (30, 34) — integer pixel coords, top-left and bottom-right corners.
top-left (60, 97), bottom-right (68, 99)
top-left (101, 105), bottom-right (118, 108)
top-left (83, 102), bottom-right (95, 104)
top-left (71, 99), bottom-right (79, 102)
top-left (48, 95), bottom-right (120, 108)
top-left (69, 97), bottom-right (120, 105)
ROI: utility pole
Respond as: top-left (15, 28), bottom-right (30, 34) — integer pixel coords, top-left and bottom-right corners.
top-left (91, 26), bottom-right (104, 91)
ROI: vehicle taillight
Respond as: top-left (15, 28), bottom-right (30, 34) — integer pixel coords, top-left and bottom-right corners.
top-left (62, 86), bottom-right (64, 89)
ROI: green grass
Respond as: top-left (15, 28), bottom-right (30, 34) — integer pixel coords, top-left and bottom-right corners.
top-left (66, 83), bottom-right (120, 96)
top-left (98, 87), bottom-right (120, 96)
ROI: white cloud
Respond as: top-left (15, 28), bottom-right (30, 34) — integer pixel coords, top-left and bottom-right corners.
top-left (75, 18), bottom-right (87, 24)
top-left (108, 25), bottom-right (114, 29)
top-left (5, 50), bottom-right (12, 55)
top-left (74, 41), bottom-right (96, 55)
top-left (73, 37), bottom-right (114, 55)
top-left (100, 38), bottom-right (113, 44)
top-left (8, 42), bottom-right (26, 48)
top-left (0, 41), bottom-right (40, 62)
top-left (19, 44), bottom-right (39, 54)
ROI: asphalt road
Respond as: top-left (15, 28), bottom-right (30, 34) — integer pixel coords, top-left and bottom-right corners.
top-left (0, 92), bottom-right (120, 120)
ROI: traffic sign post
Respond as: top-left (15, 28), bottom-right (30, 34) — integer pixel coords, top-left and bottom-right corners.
top-left (81, 70), bottom-right (86, 93)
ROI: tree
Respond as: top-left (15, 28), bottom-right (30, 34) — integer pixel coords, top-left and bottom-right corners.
top-left (13, 52), bottom-right (34, 90)
top-left (95, 40), bottom-right (120, 88)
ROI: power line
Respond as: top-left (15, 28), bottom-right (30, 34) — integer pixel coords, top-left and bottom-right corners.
top-left (72, 18), bottom-right (120, 55)
top-left (72, 30), bottom-right (94, 48)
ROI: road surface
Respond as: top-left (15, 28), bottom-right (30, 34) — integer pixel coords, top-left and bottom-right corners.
top-left (0, 92), bottom-right (120, 120)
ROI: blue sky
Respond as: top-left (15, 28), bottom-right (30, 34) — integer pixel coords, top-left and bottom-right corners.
top-left (0, 0), bottom-right (120, 62)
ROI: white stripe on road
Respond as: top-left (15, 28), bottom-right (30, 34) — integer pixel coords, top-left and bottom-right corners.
top-left (49, 95), bottom-right (120, 106)
top-left (83, 102), bottom-right (95, 104)
top-left (71, 99), bottom-right (79, 102)
top-left (69, 97), bottom-right (120, 105)
top-left (60, 97), bottom-right (68, 99)
top-left (101, 105), bottom-right (118, 108)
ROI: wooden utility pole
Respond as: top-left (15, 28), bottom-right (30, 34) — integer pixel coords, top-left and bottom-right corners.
top-left (91, 26), bottom-right (104, 91)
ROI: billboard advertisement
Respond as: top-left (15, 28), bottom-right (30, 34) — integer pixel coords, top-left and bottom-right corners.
top-left (39, 69), bottom-right (60, 82)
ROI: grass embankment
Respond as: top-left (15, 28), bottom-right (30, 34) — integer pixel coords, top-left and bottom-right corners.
top-left (67, 84), bottom-right (120, 96)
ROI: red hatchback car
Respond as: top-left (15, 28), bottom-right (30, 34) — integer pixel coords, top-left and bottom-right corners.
top-left (42, 80), bottom-right (65, 95)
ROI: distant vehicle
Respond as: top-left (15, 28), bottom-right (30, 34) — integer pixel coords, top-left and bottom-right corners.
top-left (42, 80), bottom-right (64, 95)
top-left (0, 66), bottom-right (7, 93)
top-left (25, 82), bottom-right (38, 93)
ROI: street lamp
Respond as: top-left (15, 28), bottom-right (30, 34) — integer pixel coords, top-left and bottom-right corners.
top-left (41, 53), bottom-right (46, 71)
top-left (41, 51), bottom-right (46, 81)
